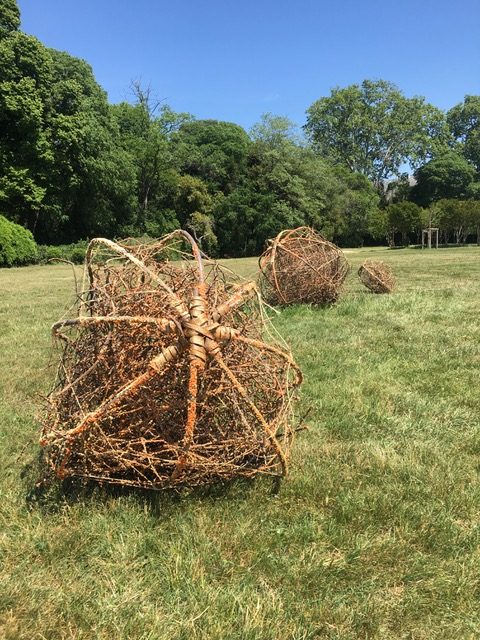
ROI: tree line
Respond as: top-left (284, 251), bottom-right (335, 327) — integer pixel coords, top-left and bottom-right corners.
top-left (1, 0), bottom-right (479, 257)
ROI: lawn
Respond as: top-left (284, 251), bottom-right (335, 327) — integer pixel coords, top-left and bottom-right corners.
top-left (1, 246), bottom-right (480, 639)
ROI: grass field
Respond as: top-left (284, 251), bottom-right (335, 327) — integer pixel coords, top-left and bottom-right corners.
top-left (1, 246), bottom-right (480, 639)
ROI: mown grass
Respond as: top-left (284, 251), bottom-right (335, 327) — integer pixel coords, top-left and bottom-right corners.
top-left (1, 246), bottom-right (480, 639)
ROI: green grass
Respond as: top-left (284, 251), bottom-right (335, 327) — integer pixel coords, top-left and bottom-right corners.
top-left (1, 246), bottom-right (480, 639)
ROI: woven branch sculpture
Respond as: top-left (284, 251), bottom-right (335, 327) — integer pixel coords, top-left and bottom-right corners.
top-left (40, 230), bottom-right (302, 490)
top-left (258, 227), bottom-right (349, 306)
top-left (358, 260), bottom-right (395, 294)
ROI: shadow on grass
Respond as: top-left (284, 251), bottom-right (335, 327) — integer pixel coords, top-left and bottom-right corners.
top-left (21, 450), bottom-right (282, 516)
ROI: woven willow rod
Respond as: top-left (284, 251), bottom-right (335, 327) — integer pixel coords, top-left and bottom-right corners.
top-left (42, 230), bottom-right (302, 489)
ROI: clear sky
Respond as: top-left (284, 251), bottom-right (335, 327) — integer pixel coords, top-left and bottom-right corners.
top-left (18, 0), bottom-right (480, 131)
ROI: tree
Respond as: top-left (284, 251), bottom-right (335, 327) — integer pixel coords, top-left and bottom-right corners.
top-left (249, 113), bottom-right (301, 148)
top-left (367, 207), bottom-right (388, 242)
top-left (213, 134), bottom-right (379, 256)
top-left (187, 211), bottom-right (217, 254)
top-left (113, 100), bottom-right (171, 232)
top-left (329, 167), bottom-right (380, 245)
top-left (0, 10), bottom-right (138, 243)
top-left (435, 199), bottom-right (480, 244)
top-left (304, 79), bottom-right (449, 187)
top-left (172, 120), bottom-right (251, 194)
top-left (0, 0), bottom-right (20, 38)
top-left (447, 95), bottom-right (480, 171)
top-left (468, 200), bottom-right (480, 244)
top-left (0, 30), bottom-right (54, 233)
top-left (411, 152), bottom-right (476, 206)
top-left (43, 50), bottom-right (137, 241)
top-left (384, 202), bottom-right (423, 246)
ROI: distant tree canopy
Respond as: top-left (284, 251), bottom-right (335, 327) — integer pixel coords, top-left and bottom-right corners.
top-left (447, 96), bottom-right (480, 171)
top-left (172, 120), bottom-right (251, 194)
top-left (1, 0), bottom-right (479, 255)
top-left (411, 152), bottom-right (476, 206)
top-left (304, 80), bottom-right (449, 186)
top-left (0, 0), bottom-right (20, 36)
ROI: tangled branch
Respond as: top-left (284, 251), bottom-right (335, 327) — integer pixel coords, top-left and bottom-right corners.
top-left (258, 227), bottom-right (349, 306)
top-left (358, 260), bottom-right (395, 294)
top-left (41, 231), bottom-right (302, 490)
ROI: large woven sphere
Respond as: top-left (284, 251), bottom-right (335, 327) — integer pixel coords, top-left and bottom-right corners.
top-left (258, 227), bottom-right (349, 306)
top-left (358, 260), bottom-right (395, 294)
top-left (41, 231), bottom-right (302, 490)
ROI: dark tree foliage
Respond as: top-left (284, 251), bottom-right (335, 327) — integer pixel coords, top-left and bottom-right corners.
top-left (368, 201), bottom-right (424, 247)
top-left (0, 31), bottom-right (53, 233)
top-left (0, 7), bottom-right (137, 243)
top-left (172, 120), bottom-right (251, 194)
top-left (214, 135), bottom-right (379, 256)
top-left (448, 96), bottom-right (480, 171)
top-left (411, 152), bottom-right (476, 206)
top-left (0, 0), bottom-right (20, 37)
top-left (434, 199), bottom-right (480, 244)
top-left (43, 50), bottom-right (137, 242)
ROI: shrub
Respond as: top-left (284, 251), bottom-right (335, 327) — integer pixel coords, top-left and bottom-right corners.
top-left (0, 215), bottom-right (38, 267)
top-left (69, 246), bottom-right (86, 264)
top-left (37, 245), bottom-right (63, 262)
top-left (37, 241), bottom-right (87, 264)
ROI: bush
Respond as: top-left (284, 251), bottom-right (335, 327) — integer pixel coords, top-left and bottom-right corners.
top-left (69, 247), bottom-right (86, 264)
top-left (37, 241), bottom-right (87, 264)
top-left (37, 245), bottom-right (63, 262)
top-left (0, 215), bottom-right (38, 267)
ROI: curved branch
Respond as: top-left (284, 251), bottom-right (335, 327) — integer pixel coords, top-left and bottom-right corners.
top-left (158, 228), bottom-right (205, 284)
top-left (85, 238), bottom-right (190, 321)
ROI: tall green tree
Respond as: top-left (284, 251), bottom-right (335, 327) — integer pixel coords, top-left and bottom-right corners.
top-left (172, 120), bottom-right (251, 194)
top-left (42, 50), bottom-right (137, 241)
top-left (214, 126), bottom-right (378, 256)
top-left (0, 0), bottom-right (20, 37)
top-left (383, 201), bottom-right (423, 246)
top-left (112, 83), bottom-right (192, 234)
top-left (411, 152), bottom-right (476, 206)
top-left (436, 199), bottom-right (480, 244)
top-left (304, 79), bottom-right (450, 187)
top-left (0, 29), bottom-right (54, 233)
top-left (0, 1), bottom-right (137, 242)
top-left (447, 96), bottom-right (480, 171)
top-left (249, 112), bottom-right (301, 148)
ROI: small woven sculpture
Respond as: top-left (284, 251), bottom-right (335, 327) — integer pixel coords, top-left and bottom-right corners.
top-left (258, 227), bottom-right (349, 305)
top-left (41, 231), bottom-right (302, 489)
top-left (358, 260), bottom-right (395, 294)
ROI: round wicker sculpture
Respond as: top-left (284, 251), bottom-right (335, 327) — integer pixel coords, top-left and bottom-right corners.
top-left (358, 260), bottom-right (395, 294)
top-left (41, 231), bottom-right (302, 490)
top-left (258, 227), bottom-right (349, 306)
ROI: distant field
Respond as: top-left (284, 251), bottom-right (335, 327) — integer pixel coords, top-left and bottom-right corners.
top-left (1, 246), bottom-right (480, 639)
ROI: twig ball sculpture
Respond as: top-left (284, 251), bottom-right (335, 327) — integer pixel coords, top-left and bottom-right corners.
top-left (358, 260), bottom-right (395, 294)
top-left (41, 231), bottom-right (302, 490)
top-left (258, 227), bottom-right (349, 306)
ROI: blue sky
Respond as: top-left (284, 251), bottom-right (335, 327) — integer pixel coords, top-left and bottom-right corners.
top-left (18, 0), bottom-right (480, 131)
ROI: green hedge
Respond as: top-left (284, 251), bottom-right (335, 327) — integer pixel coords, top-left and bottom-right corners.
top-left (0, 215), bottom-right (38, 267)
top-left (37, 241), bottom-right (88, 264)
